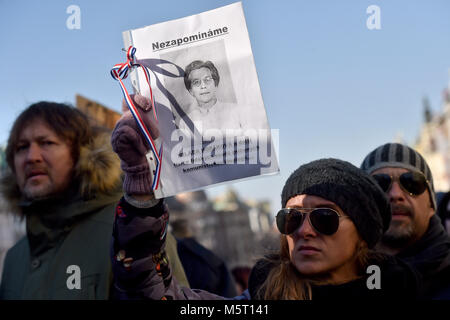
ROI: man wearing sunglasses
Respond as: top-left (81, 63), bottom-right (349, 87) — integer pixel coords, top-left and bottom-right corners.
top-left (361, 142), bottom-right (450, 298)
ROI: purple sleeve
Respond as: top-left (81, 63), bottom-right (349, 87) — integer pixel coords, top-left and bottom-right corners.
top-left (110, 197), bottom-right (229, 300)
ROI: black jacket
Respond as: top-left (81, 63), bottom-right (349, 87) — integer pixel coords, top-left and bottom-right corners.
top-left (396, 214), bottom-right (450, 298)
top-left (248, 253), bottom-right (421, 300)
top-left (177, 237), bottom-right (237, 298)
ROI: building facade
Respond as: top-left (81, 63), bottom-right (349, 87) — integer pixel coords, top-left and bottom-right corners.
top-left (167, 188), bottom-right (278, 270)
top-left (415, 87), bottom-right (450, 192)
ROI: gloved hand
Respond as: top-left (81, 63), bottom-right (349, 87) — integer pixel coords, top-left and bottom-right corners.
top-left (111, 94), bottom-right (160, 195)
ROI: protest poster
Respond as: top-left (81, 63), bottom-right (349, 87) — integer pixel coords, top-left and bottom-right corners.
top-left (122, 2), bottom-right (279, 198)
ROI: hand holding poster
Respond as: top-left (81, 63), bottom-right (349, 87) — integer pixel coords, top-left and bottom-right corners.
top-left (121, 2), bottom-right (279, 198)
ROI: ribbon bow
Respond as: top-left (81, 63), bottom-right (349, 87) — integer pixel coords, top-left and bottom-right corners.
top-left (111, 46), bottom-right (162, 191)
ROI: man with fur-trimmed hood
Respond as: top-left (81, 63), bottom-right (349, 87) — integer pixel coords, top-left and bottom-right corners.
top-left (0, 101), bottom-right (188, 299)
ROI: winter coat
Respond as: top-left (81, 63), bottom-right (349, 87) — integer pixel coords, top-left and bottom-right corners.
top-left (177, 237), bottom-right (237, 298)
top-left (0, 132), bottom-right (188, 299)
top-left (111, 196), bottom-right (422, 300)
top-left (395, 214), bottom-right (450, 298)
top-left (247, 253), bottom-right (421, 300)
top-left (112, 197), bottom-right (226, 300)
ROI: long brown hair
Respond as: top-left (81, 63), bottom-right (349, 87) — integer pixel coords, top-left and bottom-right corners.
top-left (257, 235), bottom-right (371, 300)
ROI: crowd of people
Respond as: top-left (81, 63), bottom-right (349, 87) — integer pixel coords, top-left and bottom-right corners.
top-left (0, 95), bottom-right (449, 300)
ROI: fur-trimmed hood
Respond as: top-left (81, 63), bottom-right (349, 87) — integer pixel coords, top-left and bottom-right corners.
top-left (0, 130), bottom-right (122, 216)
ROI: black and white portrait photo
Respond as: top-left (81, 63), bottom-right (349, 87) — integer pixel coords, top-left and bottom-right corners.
top-left (159, 40), bottom-right (267, 134)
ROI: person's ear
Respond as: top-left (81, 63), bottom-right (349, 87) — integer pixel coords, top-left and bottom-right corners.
top-left (428, 199), bottom-right (435, 218)
top-left (428, 206), bottom-right (435, 219)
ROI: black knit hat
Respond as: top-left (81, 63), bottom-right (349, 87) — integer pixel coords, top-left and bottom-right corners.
top-left (281, 158), bottom-right (391, 248)
top-left (360, 143), bottom-right (436, 209)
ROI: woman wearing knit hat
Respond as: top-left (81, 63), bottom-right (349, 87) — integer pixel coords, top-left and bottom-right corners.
top-left (109, 95), bottom-right (420, 300)
top-left (249, 158), bottom-right (420, 299)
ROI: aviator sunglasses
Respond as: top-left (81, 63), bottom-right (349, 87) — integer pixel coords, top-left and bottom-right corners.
top-left (371, 171), bottom-right (428, 196)
top-left (276, 207), bottom-right (348, 236)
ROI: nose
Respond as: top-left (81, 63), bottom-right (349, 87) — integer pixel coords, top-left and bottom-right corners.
top-left (388, 180), bottom-right (406, 203)
top-left (295, 214), bottom-right (317, 239)
top-left (25, 143), bottom-right (43, 163)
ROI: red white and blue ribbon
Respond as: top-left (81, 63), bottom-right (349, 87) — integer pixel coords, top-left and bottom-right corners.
top-left (111, 46), bottom-right (163, 191)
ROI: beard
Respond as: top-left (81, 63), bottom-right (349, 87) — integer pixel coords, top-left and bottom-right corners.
top-left (23, 179), bottom-right (55, 201)
top-left (381, 203), bottom-right (415, 248)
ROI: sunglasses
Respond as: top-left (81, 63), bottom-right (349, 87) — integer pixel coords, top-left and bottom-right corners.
top-left (276, 207), bottom-right (348, 236)
top-left (371, 171), bottom-right (428, 196)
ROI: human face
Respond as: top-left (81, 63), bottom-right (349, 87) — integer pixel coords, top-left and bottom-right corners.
top-left (13, 119), bottom-right (75, 201)
top-left (285, 194), bottom-right (362, 284)
top-left (371, 167), bottom-right (434, 247)
top-left (188, 67), bottom-right (218, 106)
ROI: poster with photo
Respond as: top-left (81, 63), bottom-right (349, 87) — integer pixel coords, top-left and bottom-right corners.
top-left (123, 1), bottom-right (279, 199)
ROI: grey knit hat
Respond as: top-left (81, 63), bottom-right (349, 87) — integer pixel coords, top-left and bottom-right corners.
top-left (360, 143), bottom-right (436, 209)
top-left (281, 158), bottom-right (391, 248)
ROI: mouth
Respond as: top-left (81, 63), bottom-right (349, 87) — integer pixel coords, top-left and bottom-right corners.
top-left (391, 214), bottom-right (411, 221)
top-left (391, 208), bottom-right (411, 218)
top-left (392, 212), bottom-right (410, 216)
top-left (26, 170), bottom-right (48, 179)
top-left (298, 245), bottom-right (321, 255)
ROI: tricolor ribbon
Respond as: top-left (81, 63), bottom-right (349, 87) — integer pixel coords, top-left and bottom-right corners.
top-left (111, 46), bottom-right (163, 191)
